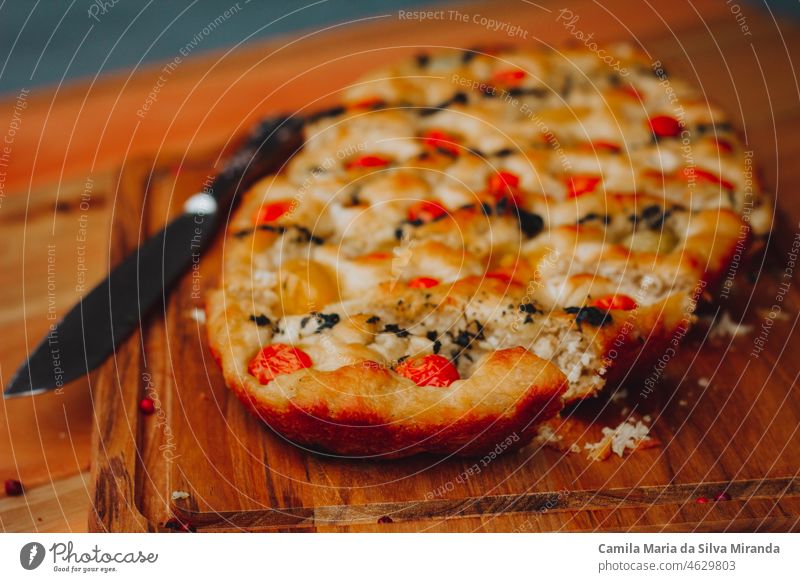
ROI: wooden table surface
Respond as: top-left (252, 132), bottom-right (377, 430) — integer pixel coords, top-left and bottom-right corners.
top-left (1, 0), bottom-right (799, 532)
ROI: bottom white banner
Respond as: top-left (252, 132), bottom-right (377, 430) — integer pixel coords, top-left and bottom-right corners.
top-left (0, 533), bottom-right (796, 580)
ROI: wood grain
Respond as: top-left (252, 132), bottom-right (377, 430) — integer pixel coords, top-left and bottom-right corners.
top-left (2, 0), bottom-right (800, 532)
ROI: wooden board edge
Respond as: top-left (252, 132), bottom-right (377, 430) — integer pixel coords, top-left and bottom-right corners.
top-left (171, 476), bottom-right (800, 531)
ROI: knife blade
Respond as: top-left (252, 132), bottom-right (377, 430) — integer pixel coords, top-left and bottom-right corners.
top-left (4, 114), bottom-right (305, 398)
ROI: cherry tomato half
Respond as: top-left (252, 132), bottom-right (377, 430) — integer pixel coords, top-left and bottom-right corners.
top-left (565, 175), bottom-right (601, 198)
top-left (422, 130), bottom-right (460, 156)
top-left (345, 154), bottom-right (390, 170)
top-left (396, 354), bottom-right (460, 388)
top-left (592, 294), bottom-right (638, 311)
top-left (248, 344), bottom-right (312, 385)
top-left (254, 199), bottom-right (294, 224)
top-left (408, 200), bottom-right (448, 223)
top-left (648, 115), bottom-right (681, 138)
top-left (491, 69), bottom-right (527, 86)
top-left (408, 277), bottom-right (440, 289)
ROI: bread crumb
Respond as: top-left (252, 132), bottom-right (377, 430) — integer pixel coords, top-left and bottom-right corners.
top-left (610, 388), bottom-right (628, 403)
top-left (586, 418), bottom-right (653, 461)
top-left (678, 399), bottom-right (688, 407)
top-left (697, 377), bottom-right (710, 388)
top-left (709, 311), bottom-right (752, 340)
top-left (534, 424), bottom-right (562, 445)
top-left (171, 490), bottom-right (190, 501)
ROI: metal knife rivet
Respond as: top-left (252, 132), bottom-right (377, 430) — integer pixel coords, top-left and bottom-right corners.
top-left (184, 192), bottom-right (218, 215)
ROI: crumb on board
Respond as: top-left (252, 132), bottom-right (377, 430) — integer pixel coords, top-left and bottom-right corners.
top-left (697, 377), bottom-right (710, 388)
top-left (585, 418), bottom-right (657, 462)
top-left (189, 307), bottom-right (206, 324)
top-left (171, 490), bottom-right (190, 501)
top-left (678, 399), bottom-right (688, 407)
top-left (610, 388), bottom-right (628, 403)
top-left (708, 311), bottom-right (753, 340)
top-left (533, 423), bottom-right (562, 446)
top-left (533, 415), bottom-right (660, 461)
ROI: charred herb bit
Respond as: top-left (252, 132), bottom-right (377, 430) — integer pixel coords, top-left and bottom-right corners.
top-left (432, 340), bottom-right (442, 355)
top-left (436, 146), bottom-right (458, 158)
top-left (519, 303), bottom-right (541, 315)
top-left (578, 212), bottom-right (611, 226)
top-left (641, 204), bottom-right (662, 219)
top-left (461, 48), bottom-right (478, 63)
top-left (560, 74), bottom-right (574, 99)
top-left (448, 320), bottom-right (484, 364)
top-left (300, 316), bottom-right (311, 328)
top-left (307, 105), bottom-right (346, 123)
top-left (493, 148), bottom-right (514, 157)
top-left (366, 315), bottom-right (381, 324)
top-left (233, 223), bottom-right (288, 239)
top-left (383, 324), bottom-right (410, 338)
top-left (415, 52), bottom-right (431, 68)
top-left (516, 208), bottom-right (544, 238)
top-left (258, 224), bottom-right (288, 235)
top-left (449, 320), bottom-right (486, 349)
top-left (564, 306), bottom-right (612, 328)
top-left (465, 146), bottom-right (486, 158)
top-left (508, 86), bottom-right (549, 99)
top-left (629, 206), bottom-right (671, 230)
top-left (294, 226), bottom-right (324, 245)
top-left (312, 312), bottom-right (340, 333)
top-left (419, 91), bottom-right (469, 117)
top-left (426, 330), bottom-right (438, 342)
top-left (249, 314), bottom-right (272, 327)
top-left (696, 122), bottom-right (733, 135)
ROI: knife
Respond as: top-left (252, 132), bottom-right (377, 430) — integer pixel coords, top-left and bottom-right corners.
top-left (4, 114), bottom-right (305, 398)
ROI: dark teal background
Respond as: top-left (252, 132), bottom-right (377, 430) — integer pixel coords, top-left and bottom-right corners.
top-left (0, 0), bottom-right (453, 95)
top-left (0, 0), bottom-right (795, 96)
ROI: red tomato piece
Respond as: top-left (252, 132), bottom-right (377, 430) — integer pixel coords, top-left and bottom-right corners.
top-left (589, 141), bottom-right (621, 153)
top-left (686, 167), bottom-right (735, 191)
top-left (396, 354), bottom-right (460, 388)
top-left (489, 170), bottom-right (520, 192)
top-left (407, 200), bottom-right (448, 223)
top-left (248, 344), bottom-right (312, 385)
top-left (487, 171), bottom-right (522, 205)
top-left (592, 294), bottom-right (638, 311)
top-left (713, 138), bottom-right (734, 153)
top-left (565, 175), bottom-right (601, 198)
top-left (362, 251), bottom-right (392, 260)
top-left (422, 130), bottom-right (460, 156)
top-left (408, 277), bottom-right (439, 289)
top-left (648, 115), bottom-right (681, 138)
top-left (620, 84), bottom-right (642, 100)
top-left (346, 154), bottom-right (390, 170)
top-left (255, 199), bottom-right (294, 224)
top-left (352, 97), bottom-right (385, 109)
top-left (491, 69), bottom-right (527, 86)
top-left (485, 271), bottom-right (517, 283)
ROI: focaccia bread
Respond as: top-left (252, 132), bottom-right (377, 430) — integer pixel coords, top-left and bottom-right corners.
top-left (206, 44), bottom-right (771, 458)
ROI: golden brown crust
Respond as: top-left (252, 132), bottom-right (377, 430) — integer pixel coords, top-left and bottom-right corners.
top-left (207, 290), bottom-right (566, 457)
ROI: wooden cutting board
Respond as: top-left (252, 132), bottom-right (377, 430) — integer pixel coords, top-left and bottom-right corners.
top-left (82, 0), bottom-right (800, 531)
top-left (86, 148), bottom-right (800, 532)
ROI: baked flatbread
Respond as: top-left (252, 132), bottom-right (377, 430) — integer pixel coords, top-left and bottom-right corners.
top-left (206, 45), bottom-right (770, 457)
